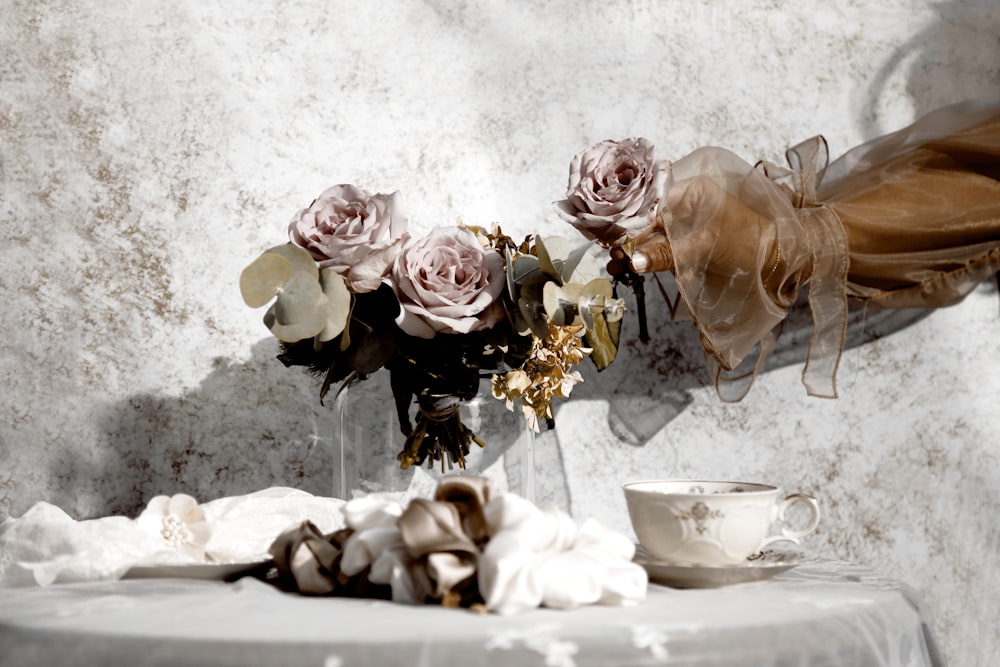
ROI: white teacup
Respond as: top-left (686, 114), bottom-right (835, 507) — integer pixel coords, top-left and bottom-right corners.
top-left (623, 480), bottom-right (820, 565)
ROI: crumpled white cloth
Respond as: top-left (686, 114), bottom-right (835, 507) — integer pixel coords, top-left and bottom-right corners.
top-left (2, 485), bottom-right (646, 613)
top-left (337, 491), bottom-right (648, 613)
top-left (0, 487), bottom-right (346, 587)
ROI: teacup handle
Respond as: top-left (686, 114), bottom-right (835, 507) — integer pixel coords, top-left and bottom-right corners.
top-left (760, 493), bottom-right (820, 548)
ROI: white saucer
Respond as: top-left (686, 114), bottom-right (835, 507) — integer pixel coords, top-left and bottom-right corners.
top-left (634, 546), bottom-right (807, 588)
top-left (123, 560), bottom-right (272, 581)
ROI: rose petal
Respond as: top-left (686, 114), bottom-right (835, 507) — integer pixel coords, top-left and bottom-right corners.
top-left (391, 227), bottom-right (505, 337)
top-left (289, 185), bottom-right (408, 286)
top-left (554, 138), bottom-right (672, 246)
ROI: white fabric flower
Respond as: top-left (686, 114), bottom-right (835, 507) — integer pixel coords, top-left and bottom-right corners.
top-left (136, 494), bottom-right (212, 560)
top-left (337, 494), bottom-right (416, 601)
top-left (339, 494), bottom-right (450, 606)
top-left (478, 494), bottom-right (648, 614)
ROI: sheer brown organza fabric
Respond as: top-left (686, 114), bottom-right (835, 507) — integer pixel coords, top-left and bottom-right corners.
top-left (643, 102), bottom-right (1000, 399)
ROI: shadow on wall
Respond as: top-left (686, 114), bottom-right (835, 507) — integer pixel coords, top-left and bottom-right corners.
top-left (66, 340), bottom-right (339, 518)
top-left (84, 289), bottom-right (926, 519)
top-left (84, 339), bottom-right (570, 518)
top-left (566, 276), bottom-right (932, 448)
top-left (73, 281), bottom-right (944, 520)
top-left (860, 0), bottom-right (1000, 135)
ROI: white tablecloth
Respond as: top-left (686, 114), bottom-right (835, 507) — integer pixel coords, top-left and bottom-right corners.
top-left (0, 558), bottom-right (941, 667)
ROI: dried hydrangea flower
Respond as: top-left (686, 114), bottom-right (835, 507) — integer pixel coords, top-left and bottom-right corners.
top-left (492, 325), bottom-right (590, 432)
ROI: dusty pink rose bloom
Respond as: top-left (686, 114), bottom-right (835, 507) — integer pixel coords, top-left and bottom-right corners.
top-left (391, 227), bottom-right (505, 338)
top-left (553, 137), bottom-right (672, 246)
top-left (289, 184), bottom-right (408, 293)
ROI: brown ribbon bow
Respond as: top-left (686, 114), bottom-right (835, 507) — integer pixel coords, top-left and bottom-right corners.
top-left (758, 137), bottom-right (850, 399)
top-left (268, 476), bottom-right (492, 608)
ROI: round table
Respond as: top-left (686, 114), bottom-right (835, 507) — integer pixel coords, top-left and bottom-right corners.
top-left (0, 558), bottom-right (942, 667)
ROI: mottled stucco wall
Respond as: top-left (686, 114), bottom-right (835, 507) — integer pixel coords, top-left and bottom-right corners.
top-left (1, 1), bottom-right (998, 664)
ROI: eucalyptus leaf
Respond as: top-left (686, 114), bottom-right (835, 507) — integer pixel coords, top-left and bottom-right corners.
top-left (506, 248), bottom-right (544, 302)
top-left (511, 254), bottom-right (541, 283)
top-left (543, 281), bottom-right (583, 327)
top-left (578, 279), bottom-right (616, 332)
top-left (582, 277), bottom-right (613, 301)
top-left (264, 243), bottom-right (320, 280)
top-left (603, 296), bottom-right (626, 323)
top-left (517, 279), bottom-right (549, 339)
top-left (563, 243), bottom-right (600, 285)
top-left (505, 248), bottom-right (517, 300)
top-left (542, 281), bottom-right (563, 325)
top-left (580, 294), bottom-right (596, 331)
top-left (534, 236), bottom-right (564, 282)
top-left (239, 253), bottom-right (293, 308)
top-left (273, 271), bottom-right (327, 326)
top-left (317, 269), bottom-right (351, 342)
top-left (263, 301), bottom-right (327, 343)
top-left (510, 306), bottom-right (534, 337)
top-left (264, 270), bottom-right (329, 342)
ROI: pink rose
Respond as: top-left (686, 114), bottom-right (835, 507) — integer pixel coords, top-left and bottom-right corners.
top-left (391, 227), bottom-right (505, 338)
top-left (289, 184), bottom-right (408, 293)
top-left (553, 137), bottom-right (672, 246)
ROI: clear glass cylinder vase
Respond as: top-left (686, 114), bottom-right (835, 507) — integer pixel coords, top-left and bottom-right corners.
top-left (332, 372), bottom-right (534, 502)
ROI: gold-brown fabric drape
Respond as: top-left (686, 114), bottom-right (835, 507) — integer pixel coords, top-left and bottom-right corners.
top-left (651, 102), bottom-right (1000, 399)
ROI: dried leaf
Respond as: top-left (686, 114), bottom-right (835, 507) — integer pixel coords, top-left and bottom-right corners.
top-left (584, 309), bottom-right (621, 371)
top-left (346, 328), bottom-right (397, 374)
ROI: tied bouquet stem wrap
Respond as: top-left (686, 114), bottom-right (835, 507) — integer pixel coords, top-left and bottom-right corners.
top-left (241, 186), bottom-right (625, 474)
top-left (397, 393), bottom-right (483, 472)
top-left (555, 101), bottom-right (1000, 400)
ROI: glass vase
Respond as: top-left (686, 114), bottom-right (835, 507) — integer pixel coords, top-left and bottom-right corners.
top-left (332, 372), bottom-right (535, 503)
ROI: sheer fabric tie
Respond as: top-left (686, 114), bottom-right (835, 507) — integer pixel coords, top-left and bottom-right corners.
top-left (759, 136), bottom-right (850, 399)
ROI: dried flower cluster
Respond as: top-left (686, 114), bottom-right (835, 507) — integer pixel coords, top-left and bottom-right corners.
top-left (491, 325), bottom-right (590, 432)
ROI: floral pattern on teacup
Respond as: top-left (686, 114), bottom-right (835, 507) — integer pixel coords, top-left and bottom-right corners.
top-left (677, 501), bottom-right (724, 535)
top-left (687, 485), bottom-right (746, 494)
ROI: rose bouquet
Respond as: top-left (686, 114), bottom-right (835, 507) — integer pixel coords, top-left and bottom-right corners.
top-left (241, 185), bottom-right (624, 472)
top-left (553, 137), bottom-right (673, 342)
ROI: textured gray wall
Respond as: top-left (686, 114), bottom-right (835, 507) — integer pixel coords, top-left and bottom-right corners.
top-left (2, 1), bottom-right (998, 664)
